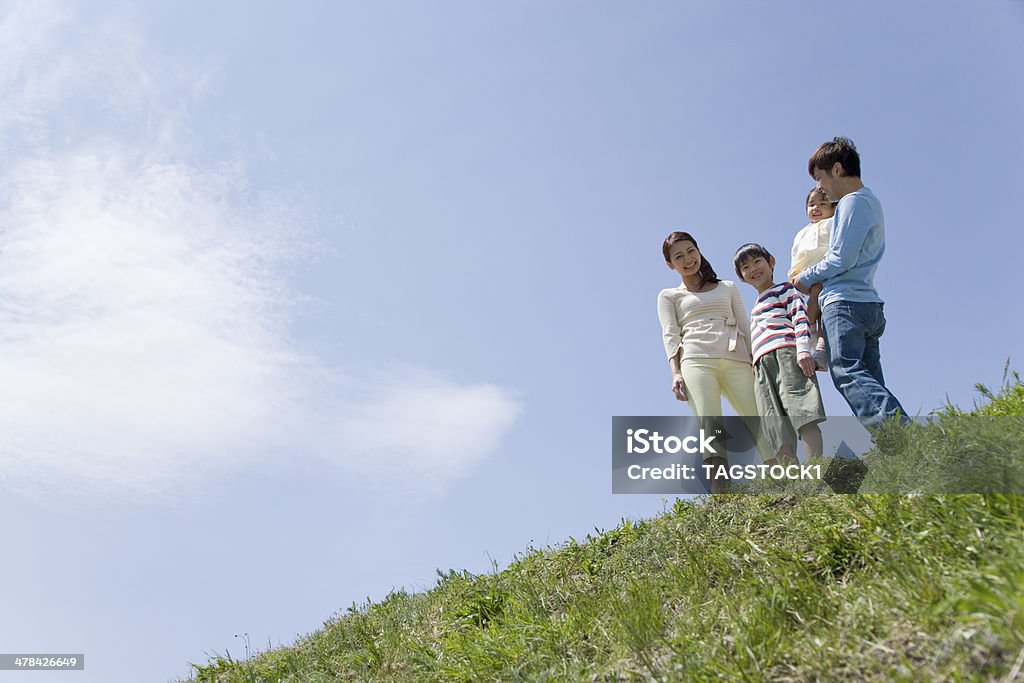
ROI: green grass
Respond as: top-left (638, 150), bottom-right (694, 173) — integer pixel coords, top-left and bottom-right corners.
top-left (183, 373), bottom-right (1024, 682)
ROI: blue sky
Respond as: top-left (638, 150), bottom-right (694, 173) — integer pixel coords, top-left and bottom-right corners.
top-left (0, 2), bottom-right (1021, 681)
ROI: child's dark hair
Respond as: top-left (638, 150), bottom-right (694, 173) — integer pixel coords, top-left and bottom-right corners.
top-left (733, 243), bottom-right (773, 279)
top-left (662, 231), bottom-right (720, 284)
top-left (808, 136), bottom-right (861, 178)
top-left (806, 187), bottom-right (835, 207)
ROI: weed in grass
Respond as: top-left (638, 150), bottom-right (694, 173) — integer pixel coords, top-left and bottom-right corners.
top-left (610, 578), bottom-right (669, 680)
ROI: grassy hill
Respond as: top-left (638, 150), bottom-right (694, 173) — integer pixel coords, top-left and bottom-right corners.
top-left (184, 375), bottom-right (1024, 682)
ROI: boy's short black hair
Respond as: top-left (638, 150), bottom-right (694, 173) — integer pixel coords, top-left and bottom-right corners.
top-left (733, 243), bottom-right (773, 279)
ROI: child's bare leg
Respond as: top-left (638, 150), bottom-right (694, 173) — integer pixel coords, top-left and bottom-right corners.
top-left (808, 284), bottom-right (828, 371)
top-left (806, 283), bottom-right (823, 324)
top-left (798, 423), bottom-right (823, 459)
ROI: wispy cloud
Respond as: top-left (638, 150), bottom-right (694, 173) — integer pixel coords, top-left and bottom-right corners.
top-left (0, 1), bottom-right (520, 503)
top-left (324, 369), bottom-right (521, 492)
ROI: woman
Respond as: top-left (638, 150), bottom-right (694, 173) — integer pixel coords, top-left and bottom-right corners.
top-left (657, 231), bottom-right (762, 491)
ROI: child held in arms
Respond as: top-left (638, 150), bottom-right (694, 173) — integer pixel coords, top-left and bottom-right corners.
top-left (789, 188), bottom-right (835, 371)
top-left (734, 243), bottom-right (825, 466)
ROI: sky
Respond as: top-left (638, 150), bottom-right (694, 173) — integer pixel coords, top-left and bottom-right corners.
top-left (0, 1), bottom-right (1021, 681)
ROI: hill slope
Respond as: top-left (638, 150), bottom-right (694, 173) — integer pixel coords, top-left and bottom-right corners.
top-left (184, 377), bottom-right (1024, 682)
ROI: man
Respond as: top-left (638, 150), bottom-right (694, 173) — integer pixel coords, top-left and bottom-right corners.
top-left (794, 137), bottom-right (908, 429)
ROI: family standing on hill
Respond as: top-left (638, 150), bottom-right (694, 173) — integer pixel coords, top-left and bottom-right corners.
top-left (657, 137), bottom-right (907, 487)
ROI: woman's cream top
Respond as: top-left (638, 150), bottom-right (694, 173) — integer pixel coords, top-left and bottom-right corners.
top-left (657, 280), bottom-right (753, 363)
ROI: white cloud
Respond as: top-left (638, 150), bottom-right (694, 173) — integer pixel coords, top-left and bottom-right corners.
top-left (0, 1), bottom-right (520, 503)
top-left (325, 370), bottom-right (522, 493)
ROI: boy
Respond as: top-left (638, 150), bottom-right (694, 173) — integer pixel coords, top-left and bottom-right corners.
top-left (734, 243), bottom-right (825, 465)
top-left (793, 137), bottom-right (908, 429)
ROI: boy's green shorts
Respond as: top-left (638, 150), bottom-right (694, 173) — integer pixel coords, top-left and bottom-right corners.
top-left (753, 346), bottom-right (826, 457)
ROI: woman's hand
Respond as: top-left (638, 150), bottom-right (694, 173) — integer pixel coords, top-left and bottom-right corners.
top-left (672, 374), bottom-right (687, 401)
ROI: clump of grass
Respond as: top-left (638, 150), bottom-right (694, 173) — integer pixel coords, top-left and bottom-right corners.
top-left (739, 362), bottom-right (1024, 496)
top-left (864, 362), bottom-right (1024, 494)
top-left (184, 372), bottom-right (1024, 682)
top-left (950, 360), bottom-right (1024, 418)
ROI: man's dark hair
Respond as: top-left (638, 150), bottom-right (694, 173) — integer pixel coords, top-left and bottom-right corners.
top-left (808, 136), bottom-right (861, 178)
top-left (733, 243), bottom-right (773, 279)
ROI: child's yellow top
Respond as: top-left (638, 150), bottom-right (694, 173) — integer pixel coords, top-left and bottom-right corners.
top-left (788, 216), bottom-right (833, 282)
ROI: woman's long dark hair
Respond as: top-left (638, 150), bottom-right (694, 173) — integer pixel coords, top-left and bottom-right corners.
top-left (662, 231), bottom-right (720, 284)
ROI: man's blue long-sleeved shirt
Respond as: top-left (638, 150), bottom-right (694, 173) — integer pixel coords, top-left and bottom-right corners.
top-left (798, 186), bottom-right (885, 309)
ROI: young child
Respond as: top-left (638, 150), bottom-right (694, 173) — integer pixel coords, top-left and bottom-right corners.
top-left (788, 188), bottom-right (834, 371)
top-left (734, 243), bottom-right (825, 465)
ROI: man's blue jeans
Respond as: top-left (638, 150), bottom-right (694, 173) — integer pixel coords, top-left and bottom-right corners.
top-left (820, 300), bottom-right (908, 428)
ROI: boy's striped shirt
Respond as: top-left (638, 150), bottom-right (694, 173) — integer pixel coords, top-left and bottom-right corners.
top-left (750, 282), bottom-right (812, 364)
